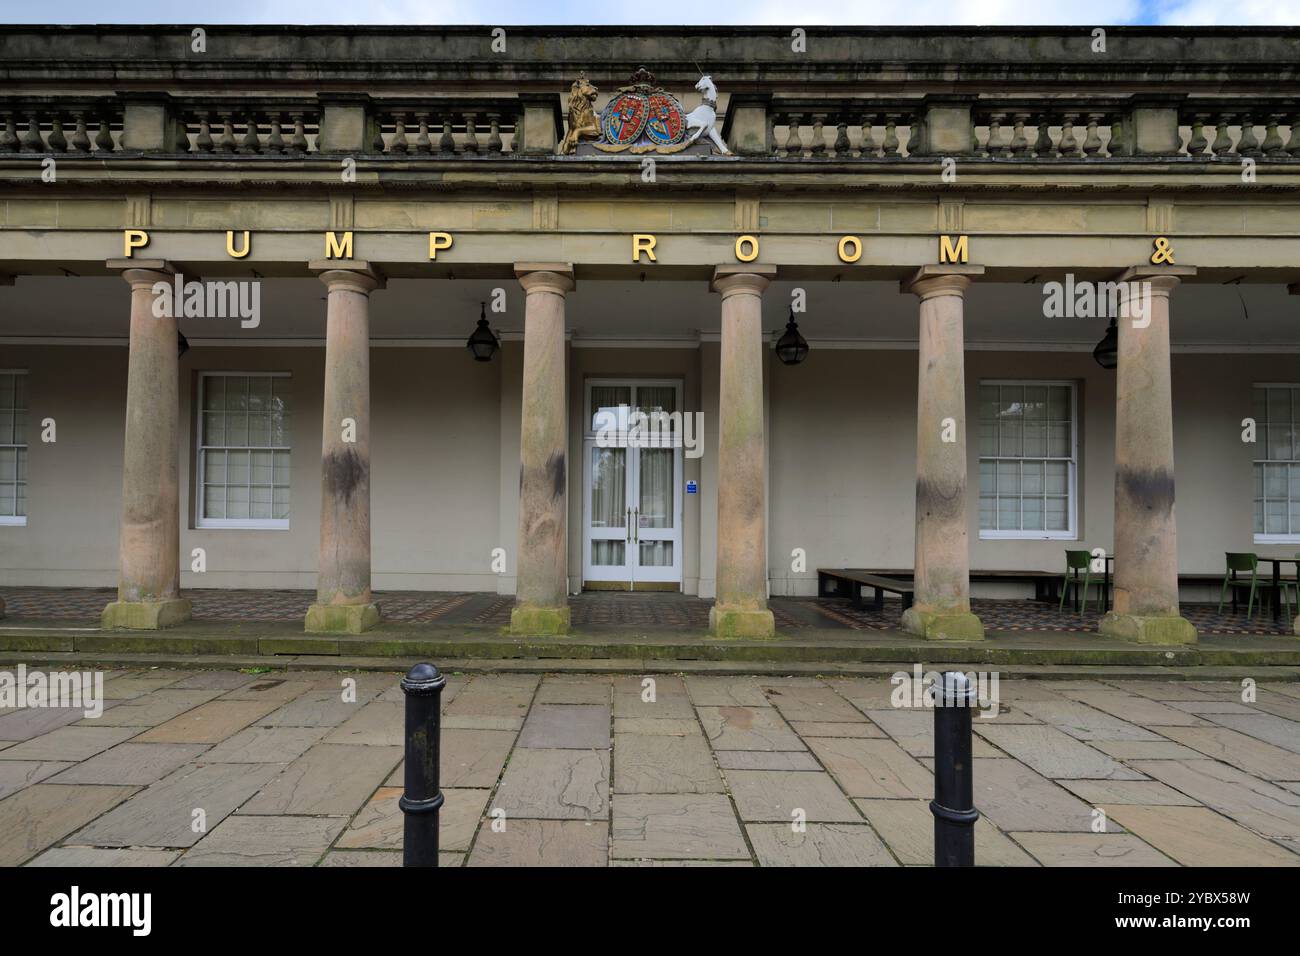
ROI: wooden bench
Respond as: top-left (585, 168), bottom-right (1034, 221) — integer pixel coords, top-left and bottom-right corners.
top-left (820, 568), bottom-right (1064, 604)
top-left (817, 569), bottom-right (914, 611)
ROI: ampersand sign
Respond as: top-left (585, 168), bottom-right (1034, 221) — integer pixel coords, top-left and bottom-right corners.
top-left (1150, 236), bottom-right (1175, 264)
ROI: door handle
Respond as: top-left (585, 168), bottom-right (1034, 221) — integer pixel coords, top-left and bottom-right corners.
top-left (633, 508), bottom-right (639, 544)
top-left (625, 507), bottom-right (631, 543)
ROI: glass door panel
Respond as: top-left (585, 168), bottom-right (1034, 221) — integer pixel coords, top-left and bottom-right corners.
top-left (585, 444), bottom-right (631, 584)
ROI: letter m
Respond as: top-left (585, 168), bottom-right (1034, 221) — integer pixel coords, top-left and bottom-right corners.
top-left (325, 231), bottom-right (353, 259)
top-left (939, 234), bottom-right (969, 264)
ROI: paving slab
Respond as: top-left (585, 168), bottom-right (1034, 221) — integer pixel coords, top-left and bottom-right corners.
top-left (1147, 725), bottom-right (1300, 780)
top-left (762, 683), bottom-right (867, 723)
top-left (1064, 691), bottom-right (1207, 727)
top-left (135, 699), bottom-right (282, 744)
top-left (852, 798), bottom-right (1036, 866)
top-left (970, 758), bottom-right (1108, 832)
top-left (1057, 779), bottom-right (1200, 806)
top-left (99, 671), bottom-right (189, 699)
top-left (613, 733), bottom-right (723, 794)
top-left (260, 688), bottom-right (377, 728)
top-left (320, 850), bottom-right (404, 867)
top-left (0, 783), bottom-right (137, 865)
top-left (725, 769), bottom-right (861, 822)
top-left (468, 819), bottom-right (608, 867)
top-left (177, 815), bottom-right (346, 866)
top-left (76, 688), bottom-right (223, 727)
top-left (336, 786), bottom-right (488, 852)
top-left (1167, 700), bottom-right (1260, 715)
top-left (533, 676), bottom-right (612, 705)
top-left (0, 759), bottom-right (74, 799)
top-left (863, 709), bottom-right (1001, 757)
top-left (825, 677), bottom-right (900, 711)
top-left (322, 700), bottom-right (404, 747)
top-left (49, 742), bottom-right (208, 786)
top-left (385, 728), bottom-right (516, 789)
top-left (494, 748), bottom-right (609, 820)
top-left (746, 822), bottom-right (897, 867)
top-left (1103, 681), bottom-right (1245, 702)
top-left (1089, 740), bottom-right (1209, 761)
top-left (70, 763), bottom-right (280, 848)
top-left (517, 704), bottom-right (611, 750)
top-left (239, 743), bottom-right (401, 816)
top-left (790, 721), bottom-right (885, 739)
top-left (1128, 760), bottom-right (1300, 840)
top-left (444, 674), bottom-right (538, 717)
top-left (613, 717), bottom-right (702, 736)
top-left (714, 750), bottom-right (822, 771)
top-left (610, 793), bottom-right (749, 860)
top-left (26, 846), bottom-right (180, 867)
top-left (683, 676), bottom-right (769, 707)
top-left (442, 715), bottom-right (524, 731)
top-left (0, 726), bottom-right (145, 762)
top-left (218, 678), bottom-right (315, 703)
top-left (805, 736), bottom-right (934, 799)
top-left (1011, 699), bottom-right (1165, 741)
top-left (0, 705), bottom-right (101, 741)
top-left (1204, 713), bottom-right (1300, 755)
top-left (613, 675), bottom-right (696, 719)
top-left (697, 706), bottom-right (805, 751)
top-left (167, 671), bottom-right (261, 691)
top-left (201, 726), bottom-right (329, 763)
top-left (1010, 832), bottom-right (1177, 866)
top-left (1101, 804), bottom-right (1300, 866)
top-left (975, 724), bottom-right (1145, 780)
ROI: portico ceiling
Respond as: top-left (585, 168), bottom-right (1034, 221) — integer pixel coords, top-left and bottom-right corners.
top-left (1, 276), bottom-right (1296, 349)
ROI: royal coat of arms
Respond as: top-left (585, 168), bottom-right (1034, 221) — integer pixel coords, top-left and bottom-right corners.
top-left (561, 67), bottom-right (730, 156)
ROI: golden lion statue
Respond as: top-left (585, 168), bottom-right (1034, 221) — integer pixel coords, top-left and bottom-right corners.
top-left (560, 72), bottom-right (600, 154)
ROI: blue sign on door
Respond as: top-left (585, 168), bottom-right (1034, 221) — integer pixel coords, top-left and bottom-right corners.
top-left (686, 480), bottom-right (698, 494)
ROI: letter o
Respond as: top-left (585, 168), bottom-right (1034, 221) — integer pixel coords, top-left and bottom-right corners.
top-left (735, 235), bottom-right (759, 263)
top-left (838, 235), bottom-right (862, 263)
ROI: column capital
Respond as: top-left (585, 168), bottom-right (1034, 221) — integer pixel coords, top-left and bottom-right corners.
top-left (901, 264), bottom-right (985, 300)
top-left (1114, 264), bottom-right (1196, 297)
top-left (309, 259), bottom-right (385, 295)
top-left (711, 264), bottom-right (776, 297)
top-left (107, 258), bottom-right (175, 290)
top-left (515, 262), bottom-right (575, 295)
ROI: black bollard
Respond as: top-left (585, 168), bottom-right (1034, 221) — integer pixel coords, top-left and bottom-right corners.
top-left (931, 670), bottom-right (979, 867)
top-left (400, 662), bottom-right (446, 867)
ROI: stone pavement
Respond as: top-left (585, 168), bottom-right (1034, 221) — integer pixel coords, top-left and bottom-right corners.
top-left (2, 668), bottom-right (1300, 867)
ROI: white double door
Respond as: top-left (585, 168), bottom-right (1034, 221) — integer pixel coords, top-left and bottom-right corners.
top-left (582, 379), bottom-right (683, 589)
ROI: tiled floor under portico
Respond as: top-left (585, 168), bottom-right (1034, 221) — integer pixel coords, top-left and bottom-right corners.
top-left (1, 588), bottom-right (1294, 636)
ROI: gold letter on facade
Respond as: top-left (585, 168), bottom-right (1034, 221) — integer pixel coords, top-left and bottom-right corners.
top-left (735, 235), bottom-right (759, 263)
top-left (838, 236), bottom-right (862, 263)
top-left (325, 231), bottom-right (353, 259)
top-left (123, 229), bottom-right (149, 257)
top-left (428, 232), bottom-right (453, 260)
top-left (1150, 236), bottom-right (1175, 264)
top-left (226, 230), bottom-right (251, 258)
top-left (632, 234), bottom-right (657, 263)
top-left (939, 234), bottom-right (969, 264)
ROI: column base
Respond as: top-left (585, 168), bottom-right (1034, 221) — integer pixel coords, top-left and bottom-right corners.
top-left (510, 604), bottom-right (571, 636)
top-left (101, 598), bottom-right (192, 630)
top-left (305, 603), bottom-right (382, 634)
top-left (709, 605), bottom-right (776, 639)
top-left (901, 607), bottom-right (985, 642)
top-left (1099, 612), bottom-right (1197, 645)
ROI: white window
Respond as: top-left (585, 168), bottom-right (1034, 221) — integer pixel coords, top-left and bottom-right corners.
top-left (978, 381), bottom-right (1077, 539)
top-left (197, 372), bottom-right (291, 529)
top-left (1253, 384), bottom-right (1300, 543)
top-left (0, 371), bottom-right (27, 526)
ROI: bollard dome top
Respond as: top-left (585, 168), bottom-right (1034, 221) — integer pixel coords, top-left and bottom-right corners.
top-left (401, 661), bottom-right (447, 695)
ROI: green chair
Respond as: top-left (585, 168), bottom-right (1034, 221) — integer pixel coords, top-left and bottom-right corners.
top-left (1218, 552), bottom-right (1260, 618)
top-left (1059, 550), bottom-right (1103, 614)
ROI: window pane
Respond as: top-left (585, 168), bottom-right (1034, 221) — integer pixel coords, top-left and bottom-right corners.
top-left (248, 413), bottom-right (270, 446)
top-left (996, 461), bottom-right (1019, 494)
top-left (1047, 422), bottom-right (1071, 458)
top-left (226, 377), bottom-right (248, 411)
top-left (203, 376), bottom-right (224, 411)
top-left (978, 461), bottom-right (994, 494)
top-left (999, 420), bottom-right (1022, 457)
top-left (1266, 500), bottom-right (1288, 534)
top-left (997, 497), bottom-right (1019, 530)
top-left (1022, 460), bottom-right (1044, 495)
top-left (1045, 461), bottom-right (1068, 495)
top-left (639, 541), bottom-right (673, 567)
top-left (0, 412), bottom-right (12, 445)
top-left (1023, 423), bottom-right (1047, 458)
top-left (1024, 386), bottom-right (1048, 420)
top-left (203, 449), bottom-right (226, 483)
top-left (273, 486), bottom-right (291, 520)
top-left (1022, 497), bottom-right (1045, 531)
top-left (979, 496), bottom-right (995, 530)
top-left (203, 485), bottom-right (225, 519)
top-left (591, 386), bottom-right (631, 433)
top-left (1265, 463), bottom-right (1287, 498)
top-left (227, 449), bottom-right (250, 485)
top-left (1046, 497), bottom-right (1069, 531)
top-left (251, 449), bottom-right (273, 485)
top-left (202, 412), bottom-right (225, 446)
top-left (227, 484), bottom-right (249, 519)
top-left (250, 485), bottom-right (272, 519)
top-left (977, 422), bottom-right (996, 457)
top-left (0, 447), bottom-right (14, 481)
top-left (226, 412), bottom-right (248, 446)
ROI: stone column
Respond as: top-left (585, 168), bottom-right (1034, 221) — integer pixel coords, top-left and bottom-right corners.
top-left (709, 265), bottom-right (776, 638)
top-left (511, 263), bottom-right (573, 635)
top-left (102, 260), bottom-right (191, 629)
top-left (305, 262), bottom-right (384, 633)
top-left (900, 265), bottom-right (985, 641)
top-left (1100, 266), bottom-right (1198, 644)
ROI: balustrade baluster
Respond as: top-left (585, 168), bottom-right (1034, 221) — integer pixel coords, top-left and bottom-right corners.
top-left (19, 112), bottom-right (43, 152)
top-left (216, 113), bottom-right (236, 153)
top-left (1236, 114), bottom-right (1261, 157)
top-left (239, 116), bottom-right (261, 154)
top-left (289, 113), bottom-right (308, 154)
top-left (882, 114), bottom-right (899, 157)
top-left (809, 113), bottom-right (827, 156)
top-left (487, 113), bottom-right (503, 153)
top-left (439, 116), bottom-right (455, 153)
top-left (1261, 114), bottom-right (1285, 157)
top-left (1082, 112), bottom-right (1104, 156)
top-left (1211, 114), bottom-right (1234, 156)
top-left (1009, 113), bottom-right (1030, 156)
top-left (1186, 114), bottom-right (1209, 157)
top-left (0, 112), bottom-right (16, 153)
top-left (1058, 113), bottom-right (1081, 157)
top-left (986, 113), bottom-right (1006, 157)
top-left (266, 114), bottom-right (285, 154)
top-left (784, 113), bottom-right (802, 157)
top-left (859, 114), bottom-right (876, 158)
top-left (463, 113), bottom-right (479, 153)
top-left (94, 116), bottom-right (114, 152)
top-left (833, 117), bottom-right (850, 157)
top-left (391, 113), bottom-right (409, 154)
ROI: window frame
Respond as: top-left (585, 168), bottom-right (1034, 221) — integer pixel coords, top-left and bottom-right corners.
top-left (1252, 382), bottom-right (1300, 545)
top-left (0, 369), bottom-right (28, 527)
top-left (977, 378), bottom-right (1079, 541)
top-left (195, 370), bottom-right (292, 531)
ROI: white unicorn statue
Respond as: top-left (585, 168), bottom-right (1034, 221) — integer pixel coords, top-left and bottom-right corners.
top-left (682, 74), bottom-right (731, 155)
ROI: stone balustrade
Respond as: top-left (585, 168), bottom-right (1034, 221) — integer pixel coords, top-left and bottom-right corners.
top-left (371, 101), bottom-right (522, 155)
top-left (0, 99), bottom-right (122, 153)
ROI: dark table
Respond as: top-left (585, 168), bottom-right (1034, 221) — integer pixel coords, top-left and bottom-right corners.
top-left (1257, 557), bottom-right (1299, 622)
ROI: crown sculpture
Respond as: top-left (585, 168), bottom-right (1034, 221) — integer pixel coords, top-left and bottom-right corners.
top-left (559, 67), bottom-right (732, 155)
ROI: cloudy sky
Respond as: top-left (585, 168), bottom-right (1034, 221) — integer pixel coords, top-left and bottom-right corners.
top-left (1, 0), bottom-right (1298, 25)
